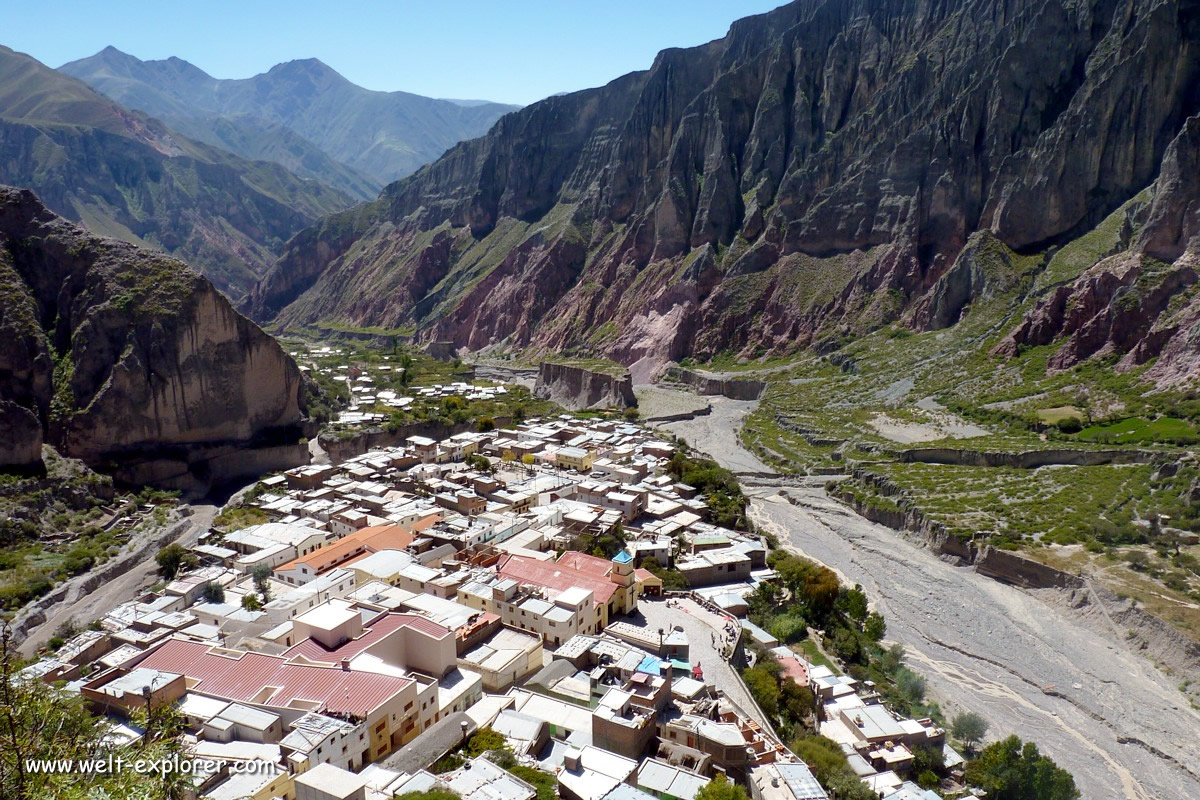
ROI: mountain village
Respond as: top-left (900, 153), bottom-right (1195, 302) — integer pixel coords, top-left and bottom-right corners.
top-left (19, 372), bottom-right (957, 800)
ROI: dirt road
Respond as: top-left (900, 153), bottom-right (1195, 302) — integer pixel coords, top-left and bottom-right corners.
top-left (17, 503), bottom-right (218, 657)
top-left (660, 400), bottom-right (1200, 800)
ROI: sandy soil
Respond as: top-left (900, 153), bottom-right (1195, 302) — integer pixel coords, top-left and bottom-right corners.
top-left (634, 386), bottom-right (711, 420)
top-left (663, 401), bottom-right (1200, 800)
top-left (659, 398), bottom-right (772, 474)
top-left (868, 410), bottom-right (991, 443)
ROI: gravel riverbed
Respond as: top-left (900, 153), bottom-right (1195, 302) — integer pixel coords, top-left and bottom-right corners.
top-left (660, 398), bottom-right (1200, 800)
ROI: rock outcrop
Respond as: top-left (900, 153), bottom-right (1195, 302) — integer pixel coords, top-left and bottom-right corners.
top-left (0, 186), bottom-right (312, 489)
top-left (533, 362), bottom-right (636, 411)
top-left (660, 366), bottom-right (765, 401)
top-left (246, 0), bottom-right (1200, 385)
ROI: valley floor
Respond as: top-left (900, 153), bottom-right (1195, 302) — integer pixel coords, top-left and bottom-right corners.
top-left (661, 399), bottom-right (1200, 800)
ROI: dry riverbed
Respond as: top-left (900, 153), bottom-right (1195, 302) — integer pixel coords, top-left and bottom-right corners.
top-left (660, 398), bottom-right (1200, 800)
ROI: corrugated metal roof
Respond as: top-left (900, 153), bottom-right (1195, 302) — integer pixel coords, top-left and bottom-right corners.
top-left (137, 638), bottom-right (411, 718)
top-left (284, 612), bottom-right (451, 662)
top-left (499, 555), bottom-right (617, 605)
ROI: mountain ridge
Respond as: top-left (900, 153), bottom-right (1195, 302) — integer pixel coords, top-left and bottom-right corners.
top-left (61, 47), bottom-right (521, 187)
top-left (0, 44), bottom-right (356, 299)
top-left (245, 0), bottom-right (1200, 387)
top-left (0, 185), bottom-right (312, 489)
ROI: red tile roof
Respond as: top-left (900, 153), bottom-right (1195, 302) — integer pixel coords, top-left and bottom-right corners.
top-left (498, 554), bottom-right (617, 605)
top-left (135, 638), bottom-right (412, 718)
top-left (555, 550), bottom-right (615, 578)
top-left (283, 613), bottom-right (451, 662)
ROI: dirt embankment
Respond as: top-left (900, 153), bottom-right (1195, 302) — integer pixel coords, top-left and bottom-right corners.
top-left (534, 362), bottom-right (635, 410)
top-left (897, 447), bottom-right (1160, 468)
top-left (660, 365), bottom-right (765, 400)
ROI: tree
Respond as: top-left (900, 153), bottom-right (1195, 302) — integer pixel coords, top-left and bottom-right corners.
top-left (155, 543), bottom-right (191, 579)
top-left (880, 642), bottom-right (906, 673)
top-left (780, 680), bottom-right (815, 724)
top-left (831, 627), bottom-right (863, 664)
top-left (952, 711), bottom-right (990, 753)
top-left (790, 735), bottom-right (852, 784)
top-left (896, 668), bottom-right (927, 704)
top-left (836, 585), bottom-right (869, 621)
top-left (202, 581), bottom-right (225, 603)
top-left (966, 735), bottom-right (1080, 800)
top-left (250, 563), bottom-right (272, 603)
top-left (465, 726), bottom-right (508, 757)
top-left (241, 594), bottom-right (263, 611)
top-left (0, 623), bottom-right (191, 800)
top-left (864, 611), bottom-right (886, 642)
top-left (741, 666), bottom-right (780, 718)
top-left (695, 774), bottom-right (748, 800)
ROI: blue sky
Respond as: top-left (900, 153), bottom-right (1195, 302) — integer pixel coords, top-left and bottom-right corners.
top-left (6, 1), bottom-right (789, 105)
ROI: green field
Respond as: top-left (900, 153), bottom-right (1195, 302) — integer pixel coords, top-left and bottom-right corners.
top-left (1076, 417), bottom-right (1198, 446)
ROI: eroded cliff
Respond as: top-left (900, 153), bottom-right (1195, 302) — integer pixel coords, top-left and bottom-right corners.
top-left (533, 362), bottom-right (636, 411)
top-left (0, 186), bottom-right (312, 488)
top-left (247, 0), bottom-right (1200, 385)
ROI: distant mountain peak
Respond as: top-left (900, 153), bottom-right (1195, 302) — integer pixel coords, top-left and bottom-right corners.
top-left (62, 51), bottom-right (519, 186)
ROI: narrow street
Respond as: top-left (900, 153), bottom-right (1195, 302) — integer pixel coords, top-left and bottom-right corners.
top-left (17, 503), bottom-right (219, 657)
top-left (636, 597), bottom-right (769, 730)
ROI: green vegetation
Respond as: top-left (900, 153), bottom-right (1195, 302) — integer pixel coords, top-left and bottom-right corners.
top-left (638, 558), bottom-right (688, 591)
top-left (1075, 416), bottom-right (1198, 446)
top-left (966, 736), bottom-right (1080, 800)
top-left (0, 624), bottom-right (192, 799)
top-left (0, 454), bottom-right (177, 612)
top-left (155, 543), bottom-right (192, 580)
top-left (694, 774), bottom-right (748, 800)
top-left (212, 505), bottom-right (268, 532)
top-left (396, 791), bottom-right (463, 800)
top-left (952, 711), bottom-right (990, 753)
top-left (789, 735), bottom-right (878, 800)
top-left (508, 765), bottom-right (556, 800)
top-left (666, 448), bottom-right (749, 530)
top-left (431, 726), bottom-right (510, 773)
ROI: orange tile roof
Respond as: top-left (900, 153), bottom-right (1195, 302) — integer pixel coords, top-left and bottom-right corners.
top-left (634, 568), bottom-right (661, 584)
top-left (274, 526), bottom-right (415, 574)
top-left (555, 550), bottom-right (615, 578)
top-left (498, 554), bottom-right (617, 605)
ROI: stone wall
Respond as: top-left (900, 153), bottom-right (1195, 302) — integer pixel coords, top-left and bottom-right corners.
top-left (973, 546), bottom-right (1085, 589)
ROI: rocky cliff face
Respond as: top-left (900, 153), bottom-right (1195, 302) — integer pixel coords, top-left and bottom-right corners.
top-left (0, 186), bottom-right (311, 486)
top-left (533, 362), bottom-right (636, 411)
top-left (248, 0), bottom-right (1200, 383)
